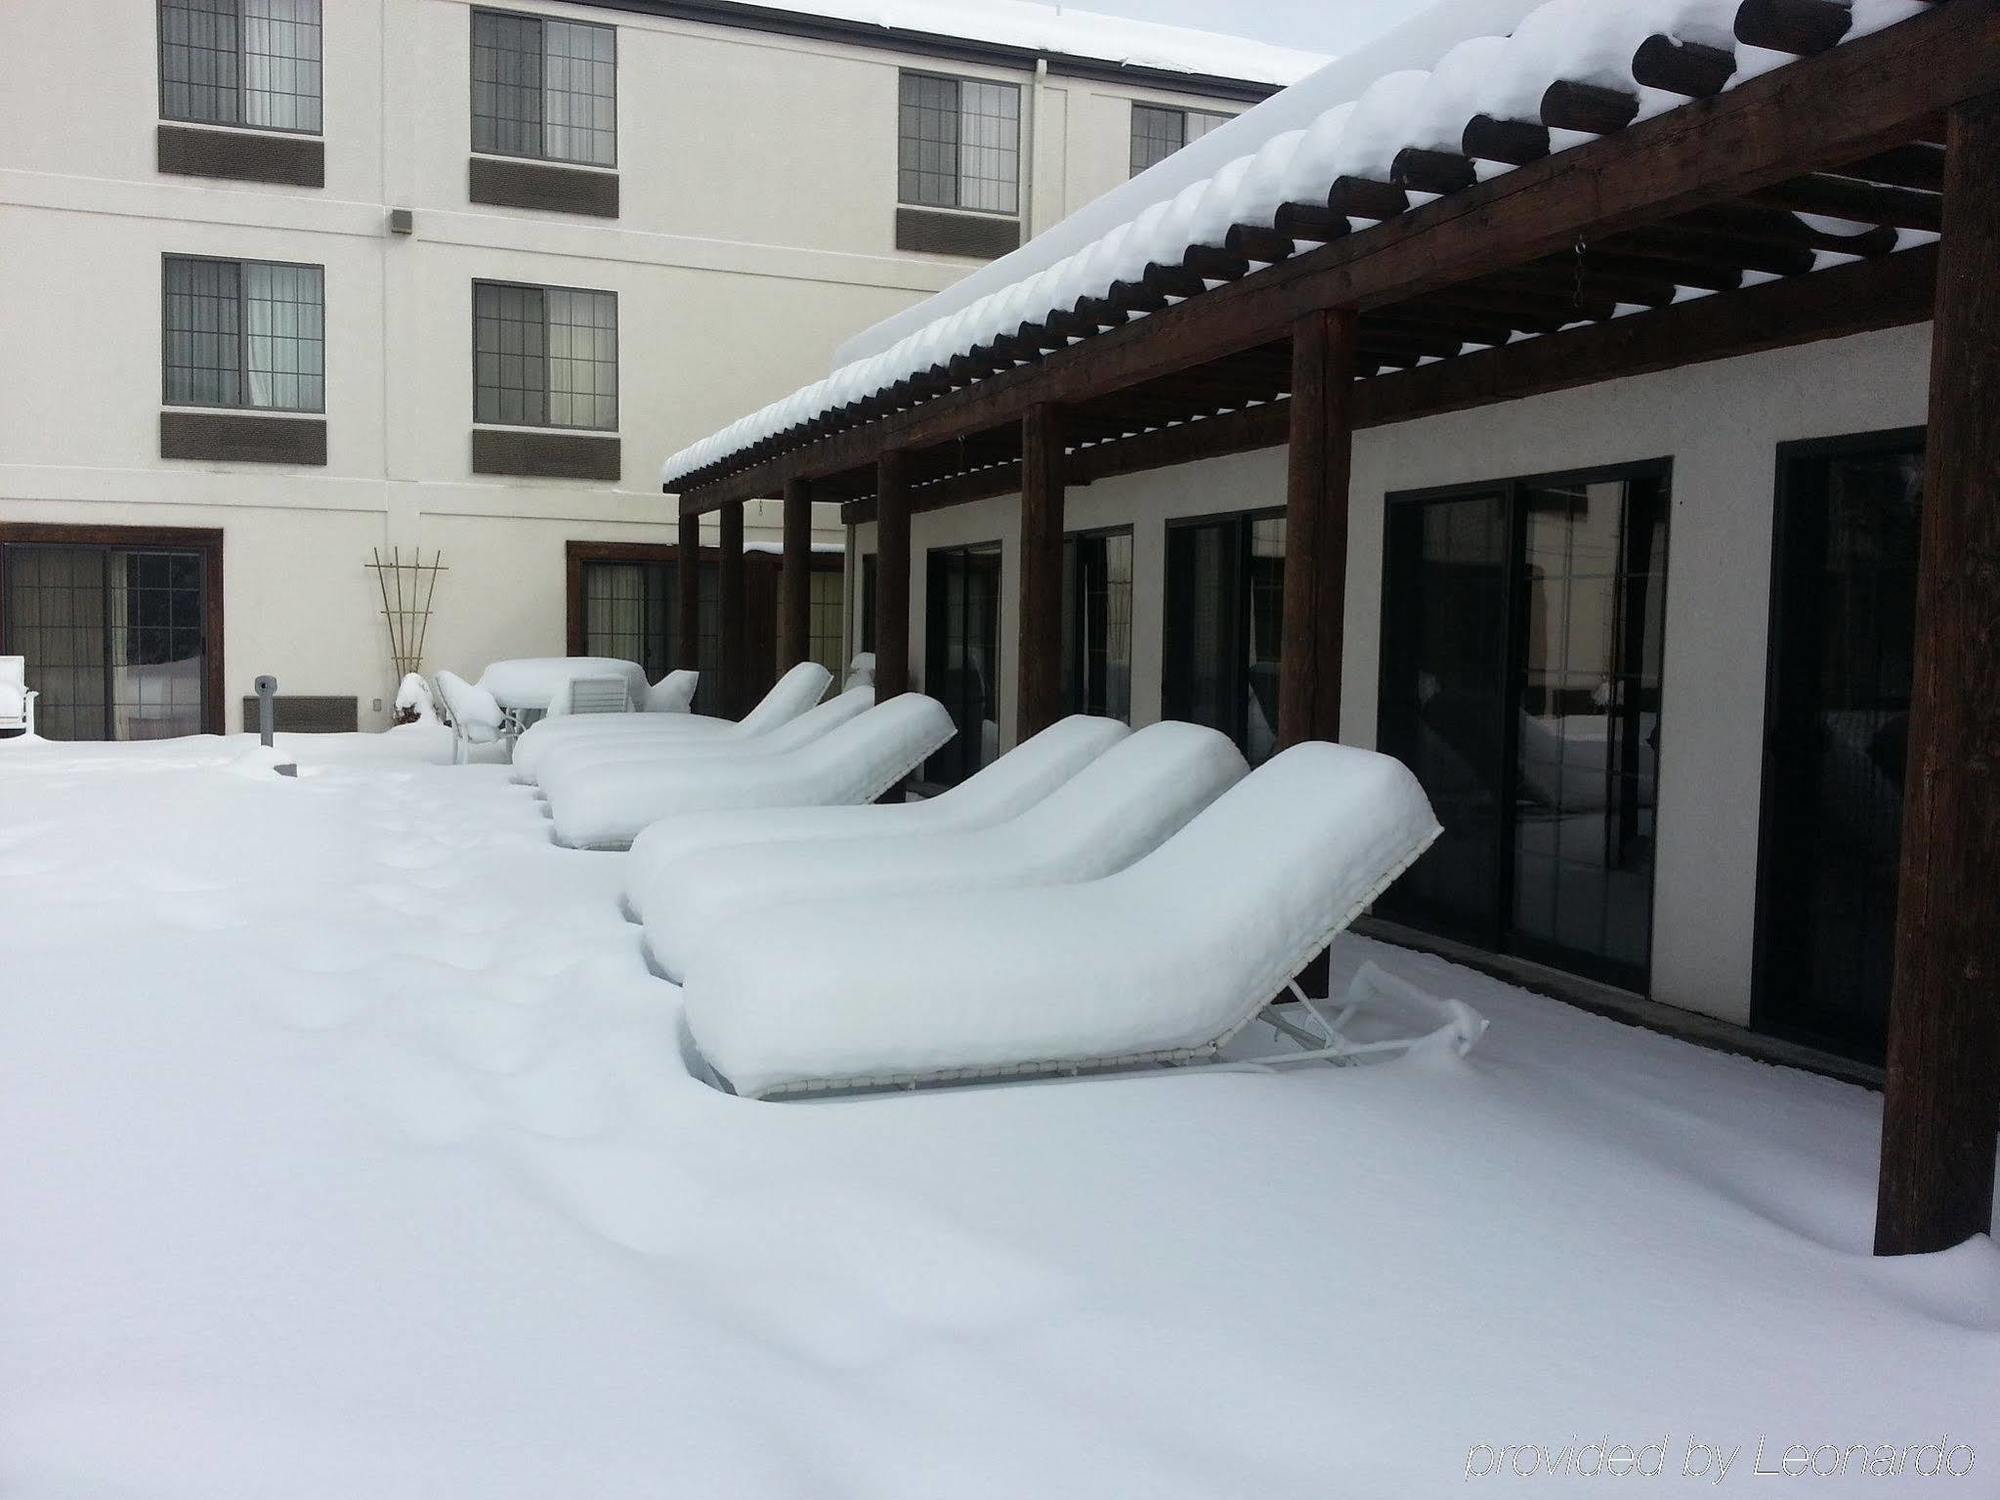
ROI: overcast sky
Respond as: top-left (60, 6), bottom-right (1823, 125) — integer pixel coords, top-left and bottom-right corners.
top-left (1071, 0), bottom-right (1440, 58)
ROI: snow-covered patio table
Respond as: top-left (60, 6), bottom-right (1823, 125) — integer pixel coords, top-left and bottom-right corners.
top-left (1, 739), bottom-right (1994, 1499)
top-left (477, 656), bottom-right (651, 715)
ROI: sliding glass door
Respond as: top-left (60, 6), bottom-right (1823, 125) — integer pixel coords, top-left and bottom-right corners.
top-left (1755, 431), bottom-right (1923, 1062)
top-left (1062, 528), bottom-right (1133, 722)
top-left (924, 542), bottom-right (1002, 786)
top-left (2, 542), bottom-right (212, 741)
top-left (1377, 465), bottom-right (1669, 989)
top-left (1162, 511), bottom-right (1284, 764)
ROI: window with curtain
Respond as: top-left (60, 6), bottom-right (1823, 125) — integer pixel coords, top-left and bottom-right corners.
top-left (163, 255), bottom-right (324, 411)
top-left (160, 0), bottom-right (323, 133)
top-left (471, 9), bottom-right (617, 167)
top-left (898, 73), bottom-right (1020, 215)
top-left (1129, 103), bottom-right (1232, 177)
top-left (473, 281), bottom-right (617, 430)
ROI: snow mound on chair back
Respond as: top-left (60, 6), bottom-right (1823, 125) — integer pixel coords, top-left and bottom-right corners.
top-left (537, 689), bottom-right (873, 798)
top-left (650, 722), bottom-right (1244, 981)
top-left (682, 741), bottom-right (1441, 1098)
top-left (625, 714), bottom-right (1130, 920)
top-left (547, 693), bottom-right (955, 850)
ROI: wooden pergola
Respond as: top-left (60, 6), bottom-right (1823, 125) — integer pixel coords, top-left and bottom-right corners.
top-left (669, 0), bottom-right (2000, 1256)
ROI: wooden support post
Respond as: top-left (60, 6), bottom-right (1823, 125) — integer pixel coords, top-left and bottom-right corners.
top-left (717, 500), bottom-right (746, 719)
top-left (1277, 307), bottom-right (1357, 748)
top-left (873, 451), bottom-right (911, 703)
top-left (676, 510), bottom-right (700, 673)
top-left (779, 477), bottom-right (812, 671)
top-left (1016, 403), bottom-right (1066, 741)
top-left (1875, 93), bottom-right (2000, 1257)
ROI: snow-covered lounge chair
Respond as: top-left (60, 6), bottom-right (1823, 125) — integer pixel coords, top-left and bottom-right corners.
top-left (642, 721), bottom-right (1245, 982)
top-left (644, 670), bottom-right (698, 713)
top-left (680, 741), bottom-right (1451, 1097)
top-left (546, 693), bottom-right (955, 850)
top-left (436, 670), bottom-right (510, 765)
top-left (536, 686), bottom-right (874, 797)
top-left (511, 661), bottom-right (830, 784)
top-left (624, 713), bottom-right (1131, 923)
top-left (0, 656), bottom-right (36, 737)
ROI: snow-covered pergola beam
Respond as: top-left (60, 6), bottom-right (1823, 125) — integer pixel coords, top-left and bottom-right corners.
top-left (833, 241), bottom-right (1939, 526)
top-left (676, 2), bottom-right (1995, 515)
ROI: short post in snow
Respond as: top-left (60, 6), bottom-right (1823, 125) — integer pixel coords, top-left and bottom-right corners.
top-left (255, 676), bottom-right (278, 747)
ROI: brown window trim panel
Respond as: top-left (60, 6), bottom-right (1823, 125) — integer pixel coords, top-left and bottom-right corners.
top-left (474, 429), bottom-right (622, 481)
top-left (468, 157), bottom-right (620, 219)
top-left (895, 206), bottom-right (1021, 260)
top-left (0, 520), bottom-right (226, 737)
top-left (157, 124), bottom-right (325, 188)
top-left (239, 694), bottom-right (359, 733)
top-left (160, 411), bottom-right (327, 466)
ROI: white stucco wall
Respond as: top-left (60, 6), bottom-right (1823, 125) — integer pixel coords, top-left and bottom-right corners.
top-left (851, 323), bottom-right (1934, 1026)
top-left (0, 0), bottom-right (1258, 726)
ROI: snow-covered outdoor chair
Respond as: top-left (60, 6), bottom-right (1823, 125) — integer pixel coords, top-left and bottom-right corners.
top-left (435, 670), bottom-right (510, 765)
top-left (546, 693), bottom-right (955, 850)
top-left (843, 652), bottom-right (875, 693)
top-left (644, 669), bottom-right (698, 713)
top-left (535, 686), bottom-right (875, 797)
top-left (642, 721), bottom-right (1245, 981)
top-left (511, 661), bottom-right (831, 784)
top-left (565, 676), bottom-right (635, 715)
top-left (681, 741), bottom-right (1471, 1098)
top-left (0, 656), bottom-right (36, 737)
top-left (624, 713), bottom-right (1131, 923)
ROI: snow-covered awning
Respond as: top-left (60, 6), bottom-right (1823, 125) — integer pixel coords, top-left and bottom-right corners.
top-left (662, 0), bottom-right (1947, 498)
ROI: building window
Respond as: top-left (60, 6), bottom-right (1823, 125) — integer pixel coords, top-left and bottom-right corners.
top-left (1063, 528), bottom-right (1133, 722)
top-left (160, 0), bottom-right (323, 133)
top-left (1755, 431), bottom-right (1924, 1064)
top-left (163, 255), bottom-right (324, 411)
top-left (473, 281), bottom-right (617, 430)
top-left (472, 9), bottom-right (617, 168)
top-left (1163, 512), bottom-right (1285, 764)
top-left (924, 542), bottom-right (1002, 786)
top-left (859, 553), bottom-right (877, 652)
top-left (807, 565), bottom-right (846, 680)
top-left (1130, 103), bottom-right (1231, 177)
top-left (899, 73), bottom-right (1020, 215)
top-left (1375, 465), bottom-right (1670, 990)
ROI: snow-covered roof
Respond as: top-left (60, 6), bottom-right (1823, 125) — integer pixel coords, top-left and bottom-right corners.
top-left (662, 0), bottom-right (1934, 492)
top-left (685, 0), bottom-right (1331, 90)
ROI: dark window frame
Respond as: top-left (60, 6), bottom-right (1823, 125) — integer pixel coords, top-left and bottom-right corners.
top-left (0, 522), bottom-right (225, 740)
top-left (1063, 523), bottom-right (1134, 722)
top-left (1129, 100), bottom-right (1232, 177)
top-left (1161, 505), bottom-right (1285, 758)
top-left (471, 277), bottom-right (619, 432)
top-left (1375, 457), bottom-right (1673, 992)
top-left (922, 539), bottom-right (1004, 788)
top-left (896, 68), bottom-right (1021, 219)
top-left (470, 7), bottom-right (619, 170)
top-left (157, 0), bottom-right (324, 137)
top-left (161, 251), bottom-right (326, 414)
top-left (1750, 425), bottom-right (1926, 1063)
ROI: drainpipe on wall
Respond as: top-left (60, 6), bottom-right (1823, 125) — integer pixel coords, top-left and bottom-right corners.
top-left (1027, 56), bottom-right (1049, 239)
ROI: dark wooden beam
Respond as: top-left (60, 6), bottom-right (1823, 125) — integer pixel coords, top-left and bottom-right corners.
top-left (1875, 91), bottom-right (2000, 1257)
top-left (873, 450), bottom-right (911, 703)
top-left (677, 2), bottom-right (1996, 513)
top-left (676, 511), bottom-right (701, 678)
top-left (779, 476), bottom-right (811, 670)
top-left (1736, 0), bottom-right (1851, 55)
top-left (837, 243), bottom-right (1938, 528)
top-left (1749, 173), bottom-right (1944, 231)
top-left (1461, 114), bottom-right (1549, 165)
top-left (1278, 308), bottom-right (1356, 748)
top-left (1016, 404), bottom-right (1066, 741)
top-left (1540, 79), bottom-right (1640, 135)
top-left (1632, 35), bottom-right (1737, 98)
top-left (717, 500), bottom-right (747, 718)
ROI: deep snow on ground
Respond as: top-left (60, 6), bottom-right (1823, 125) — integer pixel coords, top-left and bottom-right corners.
top-left (1, 743), bottom-right (1995, 1498)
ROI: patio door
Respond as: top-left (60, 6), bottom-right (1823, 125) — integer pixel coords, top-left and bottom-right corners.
top-left (924, 542), bottom-right (1001, 786)
top-left (1376, 466), bottom-right (1669, 990)
top-left (1755, 431), bottom-right (1924, 1063)
top-left (1, 532), bottom-right (218, 741)
top-left (1162, 511), bottom-right (1285, 764)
